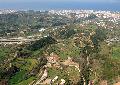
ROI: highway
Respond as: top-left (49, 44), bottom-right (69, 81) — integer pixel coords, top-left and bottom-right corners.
top-left (0, 38), bottom-right (38, 45)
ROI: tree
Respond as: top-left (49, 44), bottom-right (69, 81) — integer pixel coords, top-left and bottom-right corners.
top-left (27, 36), bottom-right (57, 51)
top-left (74, 29), bottom-right (106, 85)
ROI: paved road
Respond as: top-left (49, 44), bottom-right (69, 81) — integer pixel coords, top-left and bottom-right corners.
top-left (0, 38), bottom-right (38, 44)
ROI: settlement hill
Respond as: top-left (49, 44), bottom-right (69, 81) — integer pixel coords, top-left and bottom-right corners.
top-left (0, 10), bottom-right (120, 85)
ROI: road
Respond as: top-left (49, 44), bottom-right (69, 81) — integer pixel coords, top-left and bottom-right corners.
top-left (0, 38), bottom-right (38, 44)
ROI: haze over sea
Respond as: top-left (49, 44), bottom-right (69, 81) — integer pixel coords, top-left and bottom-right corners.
top-left (0, 1), bottom-right (120, 11)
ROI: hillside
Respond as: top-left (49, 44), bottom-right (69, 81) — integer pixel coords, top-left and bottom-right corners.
top-left (0, 10), bottom-right (120, 85)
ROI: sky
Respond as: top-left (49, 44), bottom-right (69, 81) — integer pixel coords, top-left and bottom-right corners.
top-left (0, 0), bottom-right (120, 11)
top-left (0, 0), bottom-right (120, 3)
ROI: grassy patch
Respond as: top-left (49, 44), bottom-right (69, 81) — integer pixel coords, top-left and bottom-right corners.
top-left (112, 47), bottom-right (120, 59)
top-left (17, 77), bottom-right (36, 85)
top-left (9, 58), bottom-right (38, 85)
top-left (9, 70), bottom-right (26, 85)
top-left (12, 58), bottom-right (38, 71)
top-left (102, 58), bottom-right (120, 82)
top-left (32, 48), bottom-right (44, 58)
top-left (0, 47), bottom-right (10, 61)
top-left (47, 39), bottom-right (80, 60)
top-left (48, 68), bottom-right (65, 79)
top-left (65, 66), bottom-right (80, 82)
top-left (48, 66), bottom-right (80, 83)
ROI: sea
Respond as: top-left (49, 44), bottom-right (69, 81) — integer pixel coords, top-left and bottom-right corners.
top-left (0, 2), bottom-right (120, 12)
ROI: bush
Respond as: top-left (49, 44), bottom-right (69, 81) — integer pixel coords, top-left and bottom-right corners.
top-left (27, 36), bottom-right (57, 51)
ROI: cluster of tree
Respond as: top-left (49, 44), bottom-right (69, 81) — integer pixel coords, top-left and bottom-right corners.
top-left (27, 36), bottom-right (57, 51)
top-left (75, 28), bottom-right (107, 85)
top-left (59, 29), bottom-right (76, 39)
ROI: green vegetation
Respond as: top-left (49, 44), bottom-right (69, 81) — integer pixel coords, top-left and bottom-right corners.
top-left (0, 47), bottom-right (10, 62)
top-left (59, 29), bottom-right (76, 39)
top-left (9, 70), bottom-right (27, 85)
top-left (27, 36), bottom-right (57, 51)
top-left (0, 10), bottom-right (120, 85)
top-left (48, 66), bottom-right (79, 84)
top-left (9, 58), bottom-right (38, 85)
top-left (112, 47), bottom-right (120, 59)
top-left (12, 58), bottom-right (38, 71)
top-left (18, 77), bottom-right (36, 85)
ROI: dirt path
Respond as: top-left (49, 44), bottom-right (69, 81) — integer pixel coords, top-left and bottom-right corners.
top-left (62, 58), bottom-right (80, 72)
top-left (33, 69), bottom-right (48, 85)
top-left (39, 79), bottom-right (52, 85)
top-left (114, 82), bottom-right (120, 85)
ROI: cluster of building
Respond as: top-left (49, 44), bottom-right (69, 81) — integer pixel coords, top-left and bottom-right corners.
top-left (0, 9), bottom-right (16, 14)
top-left (49, 10), bottom-right (120, 19)
top-left (0, 9), bottom-right (119, 19)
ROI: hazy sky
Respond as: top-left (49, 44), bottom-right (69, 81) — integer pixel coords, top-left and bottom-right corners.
top-left (0, 0), bottom-right (120, 11)
top-left (0, 0), bottom-right (120, 3)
